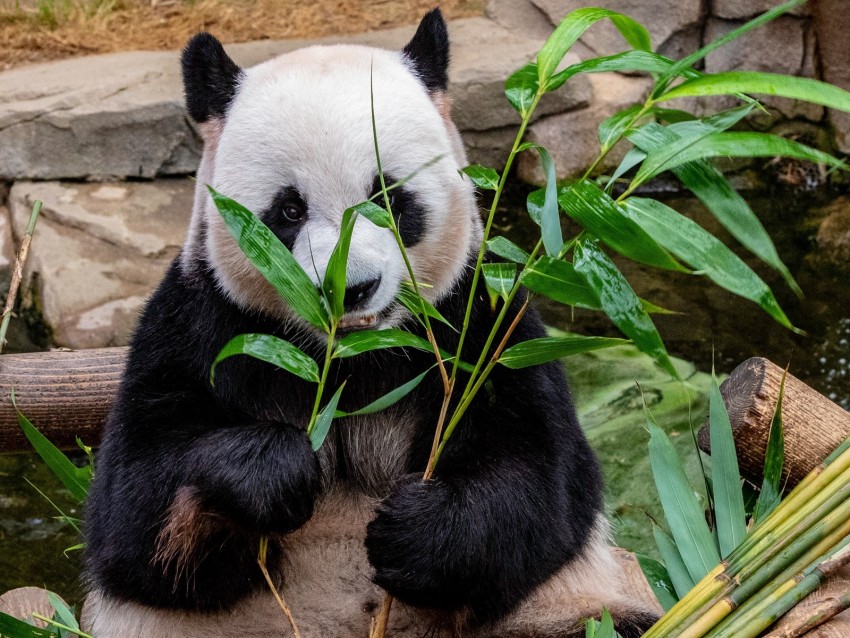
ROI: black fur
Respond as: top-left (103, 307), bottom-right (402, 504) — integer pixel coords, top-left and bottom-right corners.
top-left (181, 33), bottom-right (243, 123)
top-left (260, 187), bottom-right (309, 251)
top-left (84, 250), bottom-right (603, 622)
top-left (371, 175), bottom-right (426, 247)
top-left (402, 8), bottom-right (450, 93)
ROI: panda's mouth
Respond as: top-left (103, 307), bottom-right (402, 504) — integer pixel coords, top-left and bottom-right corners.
top-left (337, 313), bottom-right (378, 330)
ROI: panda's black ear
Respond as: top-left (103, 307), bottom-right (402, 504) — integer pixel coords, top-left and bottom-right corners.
top-left (402, 8), bottom-right (450, 93)
top-left (181, 33), bottom-right (243, 124)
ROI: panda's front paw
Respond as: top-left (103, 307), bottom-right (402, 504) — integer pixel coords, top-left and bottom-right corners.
top-left (365, 478), bottom-right (469, 612)
top-left (194, 424), bottom-right (321, 534)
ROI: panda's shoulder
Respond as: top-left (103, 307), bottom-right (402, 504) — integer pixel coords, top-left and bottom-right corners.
top-left (125, 257), bottom-right (245, 382)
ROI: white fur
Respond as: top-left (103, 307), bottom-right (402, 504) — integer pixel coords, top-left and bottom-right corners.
top-left (188, 44), bottom-right (479, 329)
top-left (82, 491), bottom-right (660, 638)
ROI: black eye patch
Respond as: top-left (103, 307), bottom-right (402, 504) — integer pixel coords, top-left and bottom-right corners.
top-left (260, 187), bottom-right (307, 251)
top-left (370, 175), bottom-right (426, 247)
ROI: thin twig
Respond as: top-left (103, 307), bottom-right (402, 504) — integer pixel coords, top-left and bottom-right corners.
top-left (258, 535), bottom-right (302, 638)
top-left (0, 200), bottom-right (42, 356)
top-left (369, 592), bottom-right (394, 638)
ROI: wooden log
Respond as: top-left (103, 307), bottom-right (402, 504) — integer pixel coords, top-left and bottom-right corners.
top-left (0, 347), bottom-right (126, 453)
top-left (698, 357), bottom-right (850, 488)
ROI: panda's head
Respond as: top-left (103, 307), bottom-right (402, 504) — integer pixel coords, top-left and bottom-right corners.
top-left (180, 9), bottom-right (480, 333)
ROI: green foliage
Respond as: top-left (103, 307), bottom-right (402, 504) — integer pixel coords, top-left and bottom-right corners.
top-left (753, 373), bottom-right (787, 523)
top-left (584, 609), bottom-right (622, 638)
top-left (13, 391), bottom-right (90, 503)
top-left (211, 334), bottom-right (320, 385)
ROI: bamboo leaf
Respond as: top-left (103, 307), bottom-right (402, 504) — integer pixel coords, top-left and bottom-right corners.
top-left (322, 207), bottom-right (357, 320)
top-left (709, 373), bottom-right (748, 558)
top-left (47, 592), bottom-right (79, 632)
top-left (483, 262), bottom-right (517, 300)
top-left (632, 105), bottom-right (754, 185)
top-left (333, 328), bottom-right (433, 359)
top-left (560, 180), bottom-right (686, 271)
top-left (487, 236), bottom-right (530, 264)
top-left (461, 165), bottom-right (501, 190)
top-left (211, 334), bottom-right (320, 384)
top-left (648, 419), bottom-right (721, 582)
top-left (537, 8), bottom-right (650, 87)
top-left (753, 372), bottom-right (787, 524)
top-left (521, 255), bottom-right (601, 310)
top-left (336, 367), bottom-right (433, 417)
top-left (309, 382), bottom-right (346, 451)
top-left (524, 144), bottom-right (563, 256)
top-left (208, 187), bottom-right (329, 330)
top-left (627, 123), bottom-right (801, 296)
top-left (353, 200), bottom-right (393, 229)
top-left (656, 0), bottom-right (806, 91)
top-left (551, 50), bottom-right (697, 92)
top-left (636, 552), bottom-right (680, 611)
top-left (0, 612), bottom-right (55, 637)
top-left (396, 283), bottom-right (454, 329)
top-left (499, 335), bottom-right (628, 368)
top-left (574, 240), bottom-right (678, 377)
top-left (13, 392), bottom-right (90, 503)
top-left (505, 63), bottom-right (539, 116)
top-left (659, 71), bottom-right (850, 113)
top-left (599, 104), bottom-right (643, 149)
top-left (621, 198), bottom-right (798, 332)
top-left (640, 132), bottom-right (847, 182)
top-left (651, 523), bottom-right (697, 598)
top-left (606, 147), bottom-right (646, 193)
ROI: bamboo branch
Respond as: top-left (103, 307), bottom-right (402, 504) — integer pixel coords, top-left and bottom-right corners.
top-left (258, 535), bottom-right (302, 638)
top-left (0, 200), bottom-right (42, 356)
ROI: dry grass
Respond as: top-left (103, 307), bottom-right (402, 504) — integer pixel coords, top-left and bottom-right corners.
top-left (0, 0), bottom-right (485, 70)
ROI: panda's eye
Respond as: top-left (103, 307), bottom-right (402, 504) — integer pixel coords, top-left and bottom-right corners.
top-left (382, 191), bottom-right (397, 210)
top-left (282, 202), bottom-right (305, 223)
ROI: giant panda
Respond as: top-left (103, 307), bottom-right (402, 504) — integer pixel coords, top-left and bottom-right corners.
top-left (82, 9), bottom-right (660, 638)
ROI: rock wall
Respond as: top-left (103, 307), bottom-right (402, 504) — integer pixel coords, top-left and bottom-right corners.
top-left (0, 0), bottom-right (847, 350)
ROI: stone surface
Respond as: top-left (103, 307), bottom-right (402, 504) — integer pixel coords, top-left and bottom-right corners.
top-left (816, 198), bottom-right (850, 271)
top-left (517, 73), bottom-right (652, 183)
top-left (8, 179), bottom-right (192, 348)
top-left (444, 25), bottom-right (591, 133)
top-left (530, 0), bottom-right (703, 56)
top-left (0, 51), bottom-right (199, 181)
top-left (704, 17), bottom-right (823, 122)
top-left (0, 205), bottom-right (13, 296)
top-left (0, 17), bottom-right (590, 180)
top-left (485, 0), bottom-right (554, 40)
top-left (813, 0), bottom-right (850, 153)
top-left (712, 0), bottom-right (810, 19)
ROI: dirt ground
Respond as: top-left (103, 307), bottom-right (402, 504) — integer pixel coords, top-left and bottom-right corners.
top-left (0, 0), bottom-right (485, 70)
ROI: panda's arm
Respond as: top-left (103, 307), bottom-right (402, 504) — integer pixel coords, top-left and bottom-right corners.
top-left (366, 303), bottom-right (604, 623)
top-left (115, 389), bottom-right (322, 535)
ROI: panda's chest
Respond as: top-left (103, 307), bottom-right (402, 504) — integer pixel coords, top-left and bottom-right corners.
top-left (319, 406), bottom-right (421, 497)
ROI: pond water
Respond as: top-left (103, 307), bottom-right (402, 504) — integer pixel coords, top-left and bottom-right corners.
top-left (1, 181), bottom-right (848, 605)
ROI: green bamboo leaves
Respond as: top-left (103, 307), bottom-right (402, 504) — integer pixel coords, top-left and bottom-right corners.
top-left (208, 187), bottom-right (329, 331)
top-left (498, 335), bottom-right (627, 368)
top-left (211, 334), bottom-right (320, 385)
top-left (16, 406), bottom-right (91, 503)
top-left (659, 72), bottom-right (850, 113)
top-left (574, 240), bottom-right (677, 378)
top-left (560, 180), bottom-right (684, 271)
top-left (648, 418), bottom-right (721, 582)
top-left (710, 374), bottom-right (748, 558)
top-left (621, 198), bottom-right (797, 331)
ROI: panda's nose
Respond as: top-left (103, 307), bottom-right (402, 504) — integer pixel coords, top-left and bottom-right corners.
top-left (344, 277), bottom-right (382, 311)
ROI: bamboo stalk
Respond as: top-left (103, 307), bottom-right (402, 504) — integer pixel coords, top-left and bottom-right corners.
top-left (646, 437), bottom-right (850, 637)
top-left (710, 545), bottom-right (850, 638)
top-left (763, 586), bottom-right (850, 638)
top-left (0, 200), bottom-right (42, 356)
